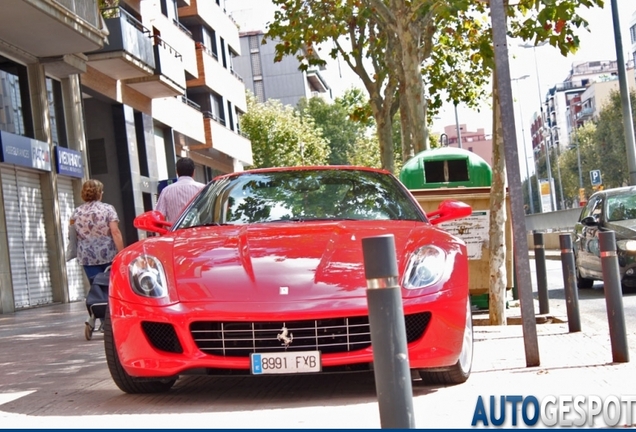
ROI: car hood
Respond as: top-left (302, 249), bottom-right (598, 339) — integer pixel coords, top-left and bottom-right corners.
top-left (149, 221), bottom-right (456, 304)
top-left (606, 220), bottom-right (636, 239)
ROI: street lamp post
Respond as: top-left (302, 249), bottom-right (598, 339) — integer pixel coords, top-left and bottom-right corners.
top-left (550, 124), bottom-right (566, 210)
top-left (454, 103), bottom-right (463, 149)
top-left (512, 74), bottom-right (535, 214)
top-left (569, 106), bottom-right (583, 189)
top-left (520, 41), bottom-right (555, 212)
top-left (567, 104), bottom-right (584, 206)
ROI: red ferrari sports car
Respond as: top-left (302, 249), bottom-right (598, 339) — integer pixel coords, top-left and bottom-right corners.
top-left (104, 166), bottom-right (473, 393)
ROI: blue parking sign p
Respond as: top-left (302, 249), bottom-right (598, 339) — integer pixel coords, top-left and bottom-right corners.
top-left (590, 169), bottom-right (602, 186)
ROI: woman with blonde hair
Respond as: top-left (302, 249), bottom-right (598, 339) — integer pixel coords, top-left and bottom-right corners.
top-left (70, 179), bottom-right (124, 282)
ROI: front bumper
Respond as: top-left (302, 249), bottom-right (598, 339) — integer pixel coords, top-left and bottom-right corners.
top-left (109, 289), bottom-right (467, 378)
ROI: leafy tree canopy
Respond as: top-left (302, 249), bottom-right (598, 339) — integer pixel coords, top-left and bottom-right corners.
top-left (241, 92), bottom-right (330, 168)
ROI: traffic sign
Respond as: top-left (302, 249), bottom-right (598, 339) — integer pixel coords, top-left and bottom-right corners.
top-left (590, 170), bottom-right (602, 186)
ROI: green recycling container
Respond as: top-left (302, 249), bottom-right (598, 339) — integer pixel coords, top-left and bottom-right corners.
top-left (399, 147), bottom-right (492, 189)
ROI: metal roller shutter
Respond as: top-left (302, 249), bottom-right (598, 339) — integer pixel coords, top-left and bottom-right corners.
top-left (57, 176), bottom-right (87, 301)
top-left (1, 166), bottom-right (53, 309)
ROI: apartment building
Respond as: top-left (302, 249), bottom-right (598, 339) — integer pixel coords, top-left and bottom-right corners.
top-left (440, 124), bottom-right (493, 167)
top-left (232, 31), bottom-right (331, 108)
top-left (0, 0), bottom-right (251, 314)
top-left (530, 60), bottom-right (624, 156)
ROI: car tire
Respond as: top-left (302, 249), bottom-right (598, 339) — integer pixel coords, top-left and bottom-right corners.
top-left (576, 268), bottom-right (594, 289)
top-left (418, 298), bottom-right (473, 385)
top-left (103, 307), bottom-right (177, 394)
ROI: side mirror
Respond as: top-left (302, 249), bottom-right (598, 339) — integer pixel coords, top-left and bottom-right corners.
top-left (426, 199), bottom-right (472, 225)
top-left (581, 215), bottom-right (598, 226)
top-left (134, 210), bottom-right (172, 235)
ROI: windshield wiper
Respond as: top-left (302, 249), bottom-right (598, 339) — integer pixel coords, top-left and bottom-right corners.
top-left (262, 217), bottom-right (359, 223)
top-left (178, 222), bottom-right (231, 229)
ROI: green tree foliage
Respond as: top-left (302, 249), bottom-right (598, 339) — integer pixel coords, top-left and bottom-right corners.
top-left (558, 122), bottom-right (596, 204)
top-left (347, 133), bottom-right (382, 168)
top-left (555, 90), bottom-right (636, 207)
top-left (241, 93), bottom-right (330, 168)
top-left (297, 96), bottom-right (361, 165)
top-left (592, 89), bottom-right (636, 189)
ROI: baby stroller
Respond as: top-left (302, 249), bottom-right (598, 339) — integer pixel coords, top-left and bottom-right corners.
top-left (84, 267), bottom-right (110, 340)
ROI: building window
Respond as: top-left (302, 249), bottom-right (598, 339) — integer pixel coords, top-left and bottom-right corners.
top-left (249, 35), bottom-right (260, 51)
top-left (160, 0), bottom-right (178, 22)
top-left (0, 56), bottom-right (31, 137)
top-left (227, 101), bottom-right (234, 131)
top-left (46, 78), bottom-right (67, 147)
top-left (254, 81), bottom-right (265, 103)
top-left (211, 93), bottom-right (225, 125)
top-left (203, 27), bottom-right (218, 59)
top-left (250, 53), bottom-right (262, 76)
top-left (220, 37), bottom-right (227, 68)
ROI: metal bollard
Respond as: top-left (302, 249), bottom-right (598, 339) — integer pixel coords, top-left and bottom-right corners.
top-left (533, 231), bottom-right (550, 314)
top-left (361, 234), bottom-right (415, 429)
top-left (559, 234), bottom-right (581, 332)
top-left (598, 231), bottom-right (630, 363)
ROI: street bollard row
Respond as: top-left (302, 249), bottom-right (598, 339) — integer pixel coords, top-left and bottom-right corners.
top-left (533, 230), bottom-right (629, 363)
top-left (598, 231), bottom-right (630, 363)
top-left (559, 234), bottom-right (581, 333)
top-left (533, 231), bottom-right (550, 314)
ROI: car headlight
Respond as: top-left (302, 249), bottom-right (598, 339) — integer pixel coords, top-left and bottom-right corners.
top-left (403, 245), bottom-right (446, 289)
top-left (616, 240), bottom-right (636, 252)
top-left (129, 255), bottom-right (168, 298)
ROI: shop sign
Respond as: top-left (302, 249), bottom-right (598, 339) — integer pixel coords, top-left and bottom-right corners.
top-left (55, 146), bottom-right (84, 178)
top-left (0, 130), bottom-right (51, 172)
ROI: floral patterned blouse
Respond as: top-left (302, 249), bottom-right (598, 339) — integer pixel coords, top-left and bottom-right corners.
top-left (71, 201), bottom-right (120, 266)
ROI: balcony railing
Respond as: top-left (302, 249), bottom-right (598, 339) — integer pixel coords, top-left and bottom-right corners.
top-left (196, 42), bottom-right (218, 60)
top-left (203, 110), bottom-right (226, 126)
top-left (230, 69), bottom-right (244, 82)
top-left (154, 36), bottom-right (185, 90)
top-left (55, 0), bottom-right (99, 27)
top-left (98, 7), bottom-right (155, 68)
top-left (181, 96), bottom-right (201, 111)
top-left (174, 20), bottom-right (193, 38)
top-left (576, 107), bottom-right (594, 119)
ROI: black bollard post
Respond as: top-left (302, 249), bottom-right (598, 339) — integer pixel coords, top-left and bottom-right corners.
top-left (559, 234), bottom-right (581, 332)
top-left (533, 231), bottom-right (550, 314)
top-left (361, 234), bottom-right (415, 429)
top-left (598, 231), bottom-right (630, 363)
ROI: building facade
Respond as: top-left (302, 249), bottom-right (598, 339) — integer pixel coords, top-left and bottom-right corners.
top-left (440, 124), bottom-right (493, 167)
top-left (0, 0), bottom-right (251, 314)
top-left (232, 31), bottom-right (331, 108)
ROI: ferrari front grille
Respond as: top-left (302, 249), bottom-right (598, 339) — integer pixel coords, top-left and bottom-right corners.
top-left (190, 312), bottom-right (431, 357)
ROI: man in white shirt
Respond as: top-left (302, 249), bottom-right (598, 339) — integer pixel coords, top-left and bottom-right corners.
top-left (155, 157), bottom-right (205, 222)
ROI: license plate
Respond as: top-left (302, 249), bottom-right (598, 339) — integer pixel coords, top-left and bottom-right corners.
top-left (250, 351), bottom-right (321, 375)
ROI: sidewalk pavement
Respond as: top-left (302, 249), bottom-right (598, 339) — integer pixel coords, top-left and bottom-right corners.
top-left (0, 298), bottom-right (634, 428)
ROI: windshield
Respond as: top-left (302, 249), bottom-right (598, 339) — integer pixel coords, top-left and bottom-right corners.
top-left (606, 192), bottom-right (636, 222)
top-left (174, 169), bottom-right (426, 229)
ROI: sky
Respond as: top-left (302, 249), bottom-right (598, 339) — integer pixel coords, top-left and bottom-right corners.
top-left (225, 0), bottom-right (636, 178)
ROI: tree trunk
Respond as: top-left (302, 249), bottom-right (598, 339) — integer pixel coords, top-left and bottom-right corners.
top-left (488, 68), bottom-right (508, 326)
top-left (399, 92), bottom-right (415, 162)
top-left (390, 0), bottom-right (428, 154)
top-left (375, 110), bottom-right (396, 173)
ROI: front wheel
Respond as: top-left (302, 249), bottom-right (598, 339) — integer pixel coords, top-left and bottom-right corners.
top-left (103, 308), bottom-right (177, 394)
top-left (418, 298), bottom-right (473, 385)
top-left (576, 268), bottom-right (594, 289)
